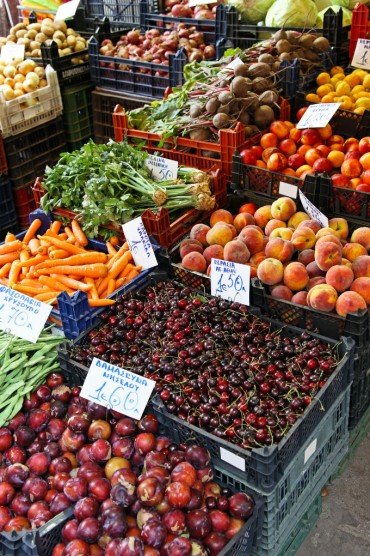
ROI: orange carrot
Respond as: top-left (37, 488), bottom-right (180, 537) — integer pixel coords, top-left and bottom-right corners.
top-left (39, 276), bottom-right (74, 294)
top-left (124, 268), bottom-right (140, 283)
top-left (106, 244), bottom-right (129, 270)
top-left (0, 277), bottom-right (8, 286)
top-left (28, 238), bottom-right (41, 256)
top-left (57, 233), bottom-right (69, 241)
top-left (23, 218), bottom-right (42, 244)
top-left (5, 232), bottom-right (17, 243)
top-left (19, 279), bottom-right (44, 288)
top-left (119, 263), bottom-right (134, 279)
top-left (109, 250), bottom-right (133, 280)
top-left (64, 227), bottom-right (76, 240)
top-left (19, 254), bottom-right (47, 268)
top-left (0, 262), bottom-right (11, 278)
top-left (50, 274), bottom-right (93, 292)
top-left (35, 264), bottom-right (108, 278)
top-left (115, 277), bottom-right (126, 289)
top-left (37, 245), bottom-right (49, 255)
top-left (0, 240), bottom-right (22, 255)
top-left (109, 236), bottom-right (120, 246)
top-left (84, 278), bottom-right (99, 299)
top-left (20, 249), bottom-right (30, 276)
top-left (34, 292), bottom-right (59, 302)
top-left (88, 299), bottom-right (116, 307)
top-left (106, 242), bottom-right (117, 256)
top-left (107, 278), bottom-right (116, 296)
top-left (34, 252), bottom-right (108, 270)
top-left (49, 249), bottom-right (70, 260)
top-left (0, 252), bottom-right (20, 266)
top-left (71, 220), bottom-right (88, 247)
top-left (51, 220), bottom-right (62, 234)
top-left (13, 284), bottom-right (47, 295)
top-left (37, 236), bottom-right (86, 255)
top-left (8, 261), bottom-right (22, 289)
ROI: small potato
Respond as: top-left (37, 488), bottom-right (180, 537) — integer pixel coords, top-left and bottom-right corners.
top-left (53, 30), bottom-right (65, 42)
top-left (25, 30), bottom-right (37, 40)
top-left (61, 48), bottom-right (72, 56)
top-left (31, 49), bottom-right (41, 57)
top-left (12, 23), bottom-right (27, 33)
top-left (0, 75), bottom-right (5, 85)
top-left (66, 35), bottom-right (76, 47)
top-left (39, 78), bottom-right (47, 88)
top-left (42, 18), bottom-right (54, 26)
top-left (6, 35), bottom-right (16, 42)
top-left (35, 33), bottom-right (47, 43)
top-left (53, 38), bottom-right (63, 49)
top-left (4, 77), bottom-right (15, 88)
top-left (74, 41), bottom-right (86, 52)
top-left (17, 38), bottom-right (31, 49)
top-left (66, 28), bottom-right (77, 36)
top-left (53, 20), bottom-right (67, 33)
top-left (16, 29), bottom-right (27, 38)
top-left (41, 26), bottom-right (55, 38)
top-left (30, 41), bottom-right (40, 51)
top-left (27, 23), bottom-right (42, 32)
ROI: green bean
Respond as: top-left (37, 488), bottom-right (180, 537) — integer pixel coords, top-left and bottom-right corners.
top-left (0, 395), bottom-right (21, 427)
top-left (0, 381), bottom-right (24, 410)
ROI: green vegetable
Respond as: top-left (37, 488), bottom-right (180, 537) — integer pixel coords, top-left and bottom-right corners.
top-left (0, 328), bottom-right (64, 427)
top-left (316, 5), bottom-right (352, 27)
top-left (265, 0), bottom-right (318, 27)
top-left (228, 0), bottom-right (275, 23)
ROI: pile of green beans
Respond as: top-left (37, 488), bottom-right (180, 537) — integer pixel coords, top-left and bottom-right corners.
top-left (0, 328), bottom-right (64, 427)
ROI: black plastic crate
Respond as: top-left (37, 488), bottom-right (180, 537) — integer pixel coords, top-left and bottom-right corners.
top-left (61, 81), bottom-right (94, 151)
top-left (40, 41), bottom-right (90, 87)
top-left (0, 176), bottom-right (17, 229)
top-left (82, 0), bottom-right (159, 29)
top-left (92, 88), bottom-right (154, 143)
top-left (88, 21), bottom-right (187, 97)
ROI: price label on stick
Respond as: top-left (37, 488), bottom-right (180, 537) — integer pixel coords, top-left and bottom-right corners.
top-left (145, 155), bottom-right (178, 181)
top-left (351, 38), bottom-right (370, 70)
top-left (55, 0), bottom-right (80, 21)
top-left (279, 181), bottom-right (298, 199)
top-left (299, 191), bottom-right (328, 227)
top-left (226, 57), bottom-right (245, 71)
top-left (80, 358), bottom-right (156, 420)
top-left (296, 103), bottom-right (341, 129)
top-left (0, 44), bottom-right (24, 64)
top-left (122, 216), bottom-right (158, 271)
top-left (0, 286), bottom-right (52, 343)
top-left (211, 258), bottom-right (250, 306)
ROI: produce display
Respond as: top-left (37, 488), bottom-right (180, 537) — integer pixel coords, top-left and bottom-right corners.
top-left (0, 217), bottom-right (141, 308)
top-left (0, 371), bottom-right (255, 555)
top-left (39, 140), bottom-right (216, 238)
top-left (71, 281), bottom-right (343, 448)
top-left (158, 0), bottom-right (219, 21)
top-left (0, 58), bottom-right (47, 100)
top-left (0, 19), bottom-right (88, 60)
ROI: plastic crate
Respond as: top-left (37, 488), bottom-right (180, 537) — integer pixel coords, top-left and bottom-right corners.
top-left (61, 80), bottom-right (94, 150)
top-left (113, 99), bottom-right (290, 181)
top-left (349, 3), bottom-right (370, 59)
top-left (0, 176), bottom-right (17, 228)
top-left (81, 0), bottom-right (159, 28)
top-left (0, 506), bottom-right (74, 556)
top-left (12, 182), bottom-right (37, 230)
top-left (92, 88), bottom-right (154, 143)
top-left (39, 40), bottom-right (89, 87)
top-left (0, 65), bottom-right (63, 139)
top-left (0, 132), bottom-right (7, 176)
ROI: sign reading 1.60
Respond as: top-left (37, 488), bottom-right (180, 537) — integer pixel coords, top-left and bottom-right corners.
top-left (211, 259), bottom-right (250, 306)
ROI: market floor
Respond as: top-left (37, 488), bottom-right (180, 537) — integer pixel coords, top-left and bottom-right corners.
top-left (296, 429), bottom-right (370, 556)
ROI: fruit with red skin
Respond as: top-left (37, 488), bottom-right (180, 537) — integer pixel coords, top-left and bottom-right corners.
top-left (23, 392), bottom-right (40, 411)
top-left (6, 463), bottom-right (29, 488)
top-left (47, 373), bottom-right (65, 389)
top-left (88, 420), bottom-right (111, 441)
top-left (141, 518), bottom-right (167, 549)
top-left (44, 442), bottom-right (62, 461)
top-left (90, 439), bottom-right (112, 463)
top-left (165, 482), bottom-right (191, 509)
top-left (312, 157), bottom-right (333, 173)
top-left (110, 482), bottom-right (137, 508)
top-left (61, 429), bottom-right (86, 452)
top-left (111, 468), bottom-right (137, 488)
top-left (50, 401), bottom-right (67, 419)
top-left (36, 385), bottom-right (51, 403)
top-left (7, 412), bottom-right (26, 432)
top-left (102, 506), bottom-right (128, 538)
top-left (22, 477), bottom-right (48, 501)
top-left (26, 409), bottom-right (49, 432)
top-left (76, 445), bottom-right (92, 465)
top-left (0, 482), bottom-right (15, 505)
top-left (240, 149), bottom-right (257, 165)
top-left (61, 539), bottom-right (90, 556)
top-left (89, 477), bottom-right (111, 502)
top-left (3, 445), bottom-right (26, 464)
top-left (287, 153), bottom-right (305, 170)
top-left (0, 428), bottom-right (13, 451)
top-left (30, 509), bottom-right (53, 528)
top-left (358, 136), bottom-right (370, 154)
top-left (52, 385), bottom-right (71, 403)
top-left (74, 497), bottom-right (100, 521)
top-left (138, 414), bottom-right (159, 434)
top-left (209, 509), bottom-right (231, 532)
top-left (49, 456), bottom-right (72, 476)
top-left (300, 129), bottom-right (321, 145)
top-left (144, 451), bottom-right (167, 470)
top-left (52, 544), bottom-right (64, 556)
top-left (134, 432), bottom-right (157, 455)
top-left (184, 445), bottom-right (211, 470)
top-left (77, 517), bottom-right (101, 544)
top-left (137, 477), bottom-right (164, 506)
top-left (87, 402), bottom-right (107, 420)
top-left (229, 492), bottom-right (255, 519)
top-left (50, 472), bottom-right (70, 492)
top-left (140, 466), bottom-right (170, 487)
top-left (62, 519), bottom-right (78, 544)
top-left (204, 532), bottom-right (228, 555)
top-left (171, 462), bottom-right (197, 487)
top-left (49, 492), bottom-right (71, 515)
top-left (162, 536), bottom-right (192, 556)
top-left (115, 417), bottom-right (137, 436)
top-left (26, 452), bottom-right (50, 475)
top-left (63, 477), bottom-right (88, 502)
top-left (0, 506), bottom-right (12, 531)
top-left (186, 509), bottom-right (212, 539)
top-left (10, 492), bottom-right (31, 516)
top-left (14, 426), bottom-right (35, 447)
top-left (67, 414), bottom-right (91, 433)
top-left (162, 509), bottom-right (187, 536)
top-left (4, 516), bottom-right (31, 532)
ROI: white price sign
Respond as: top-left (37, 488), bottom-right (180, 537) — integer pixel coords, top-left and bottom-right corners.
top-left (189, 0), bottom-right (216, 6)
top-left (122, 217), bottom-right (158, 271)
top-left (351, 38), bottom-right (370, 70)
top-left (211, 258), bottom-right (250, 306)
top-left (55, 0), bottom-right (80, 21)
top-left (296, 103), bottom-right (341, 129)
top-left (145, 155), bottom-right (178, 181)
top-left (279, 181), bottom-right (298, 199)
top-left (80, 358), bottom-right (156, 419)
top-left (220, 447), bottom-right (246, 471)
top-left (0, 286), bottom-right (52, 343)
top-left (226, 57), bottom-right (245, 71)
top-left (299, 191), bottom-right (328, 227)
top-left (0, 44), bottom-right (25, 63)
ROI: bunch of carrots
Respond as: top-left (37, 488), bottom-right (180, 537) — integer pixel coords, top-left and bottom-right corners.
top-left (0, 218), bottom-right (142, 307)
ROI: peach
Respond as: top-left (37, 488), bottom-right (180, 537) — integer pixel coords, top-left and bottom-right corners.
top-left (306, 261), bottom-right (325, 278)
top-left (224, 240), bottom-right (250, 264)
top-left (316, 227), bottom-right (341, 239)
top-left (264, 219), bottom-right (286, 236)
top-left (270, 197), bottom-right (297, 221)
top-left (283, 261), bottom-right (309, 291)
top-left (190, 223), bottom-right (211, 247)
top-left (325, 265), bottom-right (354, 293)
top-left (179, 239), bottom-right (203, 259)
top-left (269, 227), bottom-right (293, 240)
top-left (270, 285), bottom-right (293, 301)
top-left (238, 227), bottom-right (264, 255)
top-left (246, 263), bottom-right (257, 278)
top-left (297, 219), bottom-right (321, 234)
top-left (336, 291), bottom-right (367, 317)
top-left (203, 245), bottom-right (224, 266)
top-left (257, 258), bottom-right (284, 285)
top-left (315, 234), bottom-right (342, 249)
top-left (250, 252), bottom-right (266, 266)
top-left (181, 251), bottom-right (207, 273)
top-left (298, 249), bottom-right (315, 266)
top-left (291, 227), bottom-right (316, 250)
top-left (265, 237), bottom-right (294, 263)
top-left (206, 225), bottom-right (233, 247)
top-left (315, 242), bottom-right (342, 271)
top-left (214, 222), bottom-right (237, 238)
top-left (341, 158), bottom-right (362, 178)
top-left (352, 255), bottom-right (370, 278)
top-left (328, 217), bottom-right (349, 240)
top-left (350, 227), bottom-right (370, 250)
top-left (210, 209), bottom-right (233, 227)
top-left (341, 258), bottom-right (352, 268)
top-left (342, 242), bottom-right (367, 262)
top-left (307, 276), bottom-right (327, 291)
top-left (254, 205), bottom-right (272, 228)
top-left (350, 277), bottom-right (370, 304)
top-left (287, 211), bottom-right (311, 230)
top-left (233, 212), bottom-right (256, 232)
top-left (307, 284), bottom-right (338, 312)
top-left (291, 291), bottom-right (308, 306)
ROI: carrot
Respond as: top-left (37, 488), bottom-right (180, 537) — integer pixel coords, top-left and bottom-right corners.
top-left (106, 242), bottom-right (117, 256)
top-left (34, 252), bottom-right (108, 271)
top-left (107, 278), bottom-right (116, 297)
top-left (0, 278), bottom-right (8, 286)
top-left (34, 292), bottom-right (59, 302)
top-left (19, 249), bottom-right (30, 277)
top-left (49, 249), bottom-right (70, 260)
top-left (109, 250), bottom-right (133, 280)
top-left (13, 284), bottom-right (47, 296)
top-left (71, 220), bottom-right (88, 247)
top-left (37, 245), bottom-right (49, 256)
top-left (0, 240), bottom-right (22, 255)
top-left (84, 278), bottom-right (99, 299)
top-left (64, 227), bottom-right (76, 241)
top-left (8, 261), bottom-right (22, 289)
top-left (88, 299), bottom-right (116, 307)
top-left (0, 252), bottom-right (20, 266)
top-left (57, 233), bottom-right (68, 241)
top-left (50, 274), bottom-right (93, 292)
top-left (0, 262), bottom-right (11, 278)
top-left (28, 238), bottom-right (41, 256)
top-left (35, 263), bottom-right (108, 278)
top-left (18, 279), bottom-right (44, 288)
top-left (19, 254), bottom-right (47, 268)
top-left (106, 244), bottom-right (129, 270)
top-left (37, 236), bottom-right (86, 255)
top-left (23, 218), bottom-right (42, 244)
top-left (5, 232), bottom-right (17, 243)
top-left (51, 220), bottom-right (62, 234)
top-left (125, 268), bottom-right (141, 283)
top-left (109, 236), bottom-right (120, 246)
top-left (39, 276), bottom-right (74, 294)
top-left (115, 277), bottom-right (126, 289)
top-left (119, 263), bottom-right (134, 279)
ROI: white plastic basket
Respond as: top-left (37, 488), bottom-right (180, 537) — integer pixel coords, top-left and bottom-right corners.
top-left (0, 64), bottom-right (63, 138)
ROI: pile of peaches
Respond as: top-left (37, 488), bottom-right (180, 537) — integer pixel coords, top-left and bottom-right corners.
top-left (239, 114), bottom-right (370, 194)
top-left (178, 202), bottom-right (370, 318)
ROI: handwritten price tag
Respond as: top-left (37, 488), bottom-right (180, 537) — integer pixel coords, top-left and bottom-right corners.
top-left (122, 217), bottom-right (158, 271)
top-left (0, 286), bottom-right (52, 343)
top-left (296, 103), bottom-right (341, 129)
top-left (351, 38), bottom-right (370, 70)
top-left (80, 358), bottom-right (156, 420)
top-left (55, 0), bottom-right (80, 20)
top-left (189, 0), bottom-right (216, 6)
top-left (299, 191), bottom-right (328, 227)
top-left (0, 44), bottom-right (24, 64)
top-left (279, 181), bottom-right (298, 199)
top-left (211, 258), bottom-right (250, 306)
top-left (145, 155), bottom-right (178, 181)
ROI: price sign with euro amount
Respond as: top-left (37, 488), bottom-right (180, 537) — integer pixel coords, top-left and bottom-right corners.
top-left (299, 191), bottom-right (328, 227)
top-left (145, 155), bottom-right (178, 181)
top-left (352, 38), bottom-right (370, 70)
top-left (0, 286), bottom-right (52, 343)
top-left (122, 216), bottom-right (158, 271)
top-left (55, 0), bottom-right (80, 21)
top-left (80, 358), bottom-right (156, 419)
top-left (211, 258), bottom-right (250, 306)
top-left (296, 103), bottom-right (341, 129)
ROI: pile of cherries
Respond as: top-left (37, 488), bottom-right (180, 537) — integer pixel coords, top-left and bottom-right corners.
top-left (72, 281), bottom-right (340, 450)
top-left (0, 372), bottom-right (254, 555)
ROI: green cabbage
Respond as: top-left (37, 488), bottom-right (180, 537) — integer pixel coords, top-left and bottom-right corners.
top-left (316, 4), bottom-right (353, 27)
top-left (227, 0), bottom-right (275, 24)
top-left (315, 0), bottom-right (349, 11)
top-left (265, 0), bottom-right (318, 27)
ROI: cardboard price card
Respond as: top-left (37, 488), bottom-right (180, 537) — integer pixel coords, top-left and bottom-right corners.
top-left (0, 286), bottom-right (52, 343)
top-left (80, 358), bottom-right (156, 419)
top-left (351, 38), bottom-right (370, 70)
top-left (296, 103), bottom-right (341, 129)
top-left (299, 191), bottom-right (329, 227)
top-left (145, 155), bottom-right (178, 181)
top-left (211, 258), bottom-right (250, 306)
top-left (55, 0), bottom-right (80, 21)
top-left (0, 44), bottom-right (25, 64)
top-left (122, 216), bottom-right (158, 271)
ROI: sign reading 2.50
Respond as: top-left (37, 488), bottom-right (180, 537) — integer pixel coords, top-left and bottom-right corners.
top-left (211, 259), bottom-right (250, 306)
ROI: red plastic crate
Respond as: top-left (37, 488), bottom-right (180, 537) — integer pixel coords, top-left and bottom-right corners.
top-left (13, 181), bottom-right (37, 229)
top-left (349, 3), bottom-right (370, 59)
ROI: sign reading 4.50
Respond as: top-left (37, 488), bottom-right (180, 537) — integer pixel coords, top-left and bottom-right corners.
top-left (211, 259), bottom-right (250, 306)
